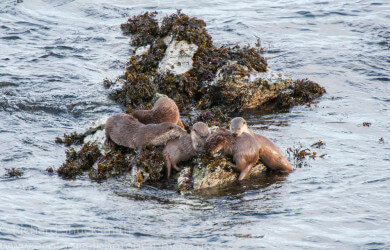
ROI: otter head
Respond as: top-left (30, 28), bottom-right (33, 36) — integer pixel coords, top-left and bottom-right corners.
top-left (207, 137), bottom-right (227, 155)
top-left (191, 122), bottom-right (211, 152)
top-left (230, 117), bottom-right (249, 137)
top-left (150, 122), bottom-right (187, 146)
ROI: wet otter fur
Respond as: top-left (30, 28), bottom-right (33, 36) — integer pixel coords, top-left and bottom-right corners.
top-left (163, 122), bottom-right (210, 178)
top-left (105, 113), bottom-right (186, 150)
top-left (132, 96), bottom-right (185, 128)
top-left (205, 128), bottom-right (260, 181)
top-left (230, 117), bottom-right (293, 173)
top-left (205, 128), bottom-right (234, 156)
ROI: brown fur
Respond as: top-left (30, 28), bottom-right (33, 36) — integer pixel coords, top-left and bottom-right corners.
top-left (132, 96), bottom-right (185, 128)
top-left (163, 122), bottom-right (210, 178)
top-left (105, 113), bottom-right (186, 150)
top-left (205, 128), bottom-right (235, 156)
top-left (230, 117), bottom-right (293, 173)
top-left (205, 128), bottom-right (259, 181)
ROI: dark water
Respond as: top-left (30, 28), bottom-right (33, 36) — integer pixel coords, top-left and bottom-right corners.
top-left (1, 0), bottom-right (389, 248)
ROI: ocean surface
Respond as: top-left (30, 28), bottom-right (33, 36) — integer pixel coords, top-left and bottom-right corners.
top-left (1, 0), bottom-right (389, 248)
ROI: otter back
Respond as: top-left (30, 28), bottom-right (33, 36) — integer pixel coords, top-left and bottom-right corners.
top-left (133, 97), bottom-right (184, 128)
top-left (105, 113), bottom-right (140, 148)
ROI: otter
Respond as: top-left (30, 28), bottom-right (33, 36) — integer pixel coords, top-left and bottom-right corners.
top-left (163, 122), bottom-right (210, 178)
top-left (132, 96), bottom-right (185, 128)
top-left (105, 113), bottom-right (186, 150)
top-left (230, 117), bottom-right (293, 173)
top-left (205, 128), bottom-right (260, 181)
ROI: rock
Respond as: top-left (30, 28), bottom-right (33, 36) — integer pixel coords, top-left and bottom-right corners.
top-left (84, 115), bottom-right (109, 135)
top-left (189, 156), bottom-right (267, 191)
top-left (177, 167), bottom-right (192, 194)
top-left (192, 157), bottom-right (238, 190)
top-left (150, 92), bottom-right (168, 104)
top-left (158, 40), bottom-right (198, 75)
top-left (127, 165), bottom-right (149, 188)
top-left (134, 44), bottom-right (150, 56)
top-left (206, 61), bottom-right (294, 112)
top-left (162, 35), bottom-right (173, 46)
top-left (83, 116), bottom-right (111, 154)
top-left (247, 163), bottom-right (267, 179)
top-left (83, 130), bottom-right (108, 154)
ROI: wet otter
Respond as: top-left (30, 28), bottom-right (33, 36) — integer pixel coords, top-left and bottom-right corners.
top-left (132, 96), bottom-right (185, 128)
top-left (230, 117), bottom-right (293, 173)
top-left (105, 113), bottom-right (186, 150)
top-left (163, 122), bottom-right (210, 178)
top-left (205, 128), bottom-right (234, 156)
top-left (205, 128), bottom-right (260, 181)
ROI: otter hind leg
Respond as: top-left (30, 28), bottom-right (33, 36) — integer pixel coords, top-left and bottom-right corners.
top-left (172, 164), bottom-right (181, 171)
top-left (238, 163), bottom-right (254, 181)
top-left (164, 153), bottom-right (173, 179)
top-left (104, 136), bottom-right (115, 147)
top-left (226, 161), bottom-right (236, 168)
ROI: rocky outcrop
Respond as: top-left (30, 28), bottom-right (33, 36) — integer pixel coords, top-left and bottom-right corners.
top-left (56, 11), bottom-right (326, 193)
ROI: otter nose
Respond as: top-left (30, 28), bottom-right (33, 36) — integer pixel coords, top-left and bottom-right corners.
top-left (233, 133), bottom-right (237, 137)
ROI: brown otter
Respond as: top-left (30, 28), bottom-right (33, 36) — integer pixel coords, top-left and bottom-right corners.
top-left (230, 117), bottom-right (293, 173)
top-left (205, 128), bottom-right (260, 181)
top-left (105, 113), bottom-right (186, 150)
top-left (132, 96), bottom-right (185, 128)
top-left (163, 122), bottom-right (210, 178)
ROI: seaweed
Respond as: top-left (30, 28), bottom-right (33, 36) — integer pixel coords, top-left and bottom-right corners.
top-left (260, 78), bottom-right (326, 112)
top-left (89, 149), bottom-right (134, 182)
top-left (133, 146), bottom-right (165, 182)
top-left (4, 168), bottom-right (24, 178)
top-left (57, 142), bottom-right (101, 179)
top-left (194, 108), bottom-right (230, 128)
top-left (55, 131), bottom-right (85, 147)
top-left (362, 122), bottom-right (371, 127)
top-left (159, 10), bottom-right (213, 49)
top-left (120, 11), bottom-right (159, 47)
top-left (287, 141), bottom-right (327, 168)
